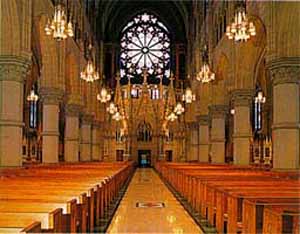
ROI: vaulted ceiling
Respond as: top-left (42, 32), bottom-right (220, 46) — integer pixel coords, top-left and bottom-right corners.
top-left (96, 0), bottom-right (192, 43)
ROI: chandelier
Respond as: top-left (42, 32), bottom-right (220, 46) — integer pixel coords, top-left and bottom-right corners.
top-left (107, 102), bottom-right (118, 115)
top-left (182, 87), bottom-right (195, 104)
top-left (112, 111), bottom-right (123, 122)
top-left (44, 4), bottom-right (73, 40)
top-left (97, 87), bottom-right (111, 103)
top-left (80, 60), bottom-right (99, 82)
top-left (166, 112), bottom-right (178, 122)
top-left (196, 45), bottom-right (215, 83)
top-left (226, 2), bottom-right (256, 42)
top-left (174, 103), bottom-right (185, 115)
top-left (27, 88), bottom-right (39, 102)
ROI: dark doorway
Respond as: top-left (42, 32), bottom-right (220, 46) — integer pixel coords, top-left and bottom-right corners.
top-left (138, 150), bottom-right (151, 167)
top-left (165, 150), bottom-right (173, 162)
top-left (116, 150), bottom-right (124, 161)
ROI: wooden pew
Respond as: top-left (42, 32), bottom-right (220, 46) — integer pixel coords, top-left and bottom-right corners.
top-left (0, 162), bottom-right (134, 233)
top-left (155, 162), bottom-right (300, 234)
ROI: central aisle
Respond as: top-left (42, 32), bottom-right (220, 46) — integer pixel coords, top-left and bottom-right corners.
top-left (107, 168), bottom-right (202, 233)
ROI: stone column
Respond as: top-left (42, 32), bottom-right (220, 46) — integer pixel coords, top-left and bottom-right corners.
top-left (231, 89), bottom-right (253, 165)
top-left (91, 122), bottom-right (101, 161)
top-left (123, 133), bottom-right (131, 161)
top-left (209, 105), bottom-right (227, 163)
top-left (80, 114), bottom-right (93, 161)
top-left (198, 115), bottom-right (209, 162)
top-left (158, 134), bottom-right (165, 161)
top-left (64, 104), bottom-right (81, 162)
top-left (0, 56), bottom-right (30, 166)
top-left (40, 87), bottom-right (63, 163)
top-left (270, 62), bottom-right (300, 169)
top-left (187, 122), bottom-right (199, 161)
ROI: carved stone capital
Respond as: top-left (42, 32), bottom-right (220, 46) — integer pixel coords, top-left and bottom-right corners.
top-left (268, 57), bottom-right (300, 85)
top-left (67, 94), bottom-right (84, 107)
top-left (40, 87), bottom-right (64, 105)
top-left (0, 55), bottom-right (31, 83)
top-left (65, 104), bottom-right (82, 117)
top-left (81, 114), bottom-right (94, 124)
top-left (92, 121), bottom-right (101, 128)
top-left (186, 122), bottom-right (198, 129)
top-left (209, 105), bottom-right (228, 119)
top-left (231, 89), bottom-right (254, 107)
top-left (197, 115), bottom-right (209, 125)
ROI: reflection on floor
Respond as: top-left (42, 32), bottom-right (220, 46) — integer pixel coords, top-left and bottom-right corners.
top-left (107, 168), bottom-right (202, 233)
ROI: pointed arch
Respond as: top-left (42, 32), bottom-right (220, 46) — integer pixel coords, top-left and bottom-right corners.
top-left (1, 0), bottom-right (21, 55)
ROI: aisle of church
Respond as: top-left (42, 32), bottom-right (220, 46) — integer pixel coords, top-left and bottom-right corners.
top-left (107, 168), bottom-right (202, 234)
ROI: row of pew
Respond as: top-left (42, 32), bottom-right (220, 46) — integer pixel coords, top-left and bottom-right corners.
top-left (0, 162), bottom-right (135, 233)
top-left (155, 162), bottom-right (300, 234)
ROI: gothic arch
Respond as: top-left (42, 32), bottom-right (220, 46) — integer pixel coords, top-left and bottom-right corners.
top-left (212, 53), bottom-right (229, 105)
top-left (65, 53), bottom-right (79, 96)
top-left (1, 0), bottom-right (21, 55)
top-left (36, 14), bottom-right (59, 88)
top-left (276, 2), bottom-right (300, 58)
top-left (234, 15), bottom-right (267, 89)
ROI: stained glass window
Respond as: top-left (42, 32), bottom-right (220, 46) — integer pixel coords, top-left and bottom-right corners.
top-left (29, 101), bottom-right (37, 128)
top-left (120, 13), bottom-right (171, 82)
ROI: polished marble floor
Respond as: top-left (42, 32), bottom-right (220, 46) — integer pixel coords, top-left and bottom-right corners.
top-left (107, 168), bottom-right (202, 233)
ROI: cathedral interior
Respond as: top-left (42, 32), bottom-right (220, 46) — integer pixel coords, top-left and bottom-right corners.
top-left (0, 0), bottom-right (299, 233)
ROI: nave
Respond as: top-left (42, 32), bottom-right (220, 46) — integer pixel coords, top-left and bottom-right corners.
top-left (107, 168), bottom-right (202, 234)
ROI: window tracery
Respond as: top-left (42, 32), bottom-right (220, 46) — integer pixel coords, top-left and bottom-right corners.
top-left (120, 13), bottom-right (171, 81)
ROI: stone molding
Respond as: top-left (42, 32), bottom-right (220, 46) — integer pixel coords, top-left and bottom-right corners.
top-left (268, 57), bottom-right (300, 85)
top-left (272, 122), bottom-right (300, 130)
top-left (210, 137), bottom-right (225, 142)
top-left (67, 93), bottom-right (84, 107)
top-left (40, 87), bottom-right (64, 105)
top-left (0, 55), bottom-right (31, 83)
top-left (232, 133), bottom-right (252, 138)
top-left (65, 137), bottom-right (79, 141)
top-left (197, 115), bottom-right (209, 125)
top-left (65, 104), bottom-right (82, 117)
top-left (186, 122), bottom-right (198, 129)
top-left (92, 121), bottom-right (101, 128)
top-left (231, 89), bottom-right (254, 107)
top-left (41, 130), bottom-right (59, 136)
top-left (209, 105), bottom-right (228, 119)
top-left (0, 119), bottom-right (25, 127)
top-left (81, 114), bottom-right (94, 124)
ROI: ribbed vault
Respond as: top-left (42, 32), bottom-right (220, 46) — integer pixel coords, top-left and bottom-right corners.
top-left (97, 0), bottom-right (190, 43)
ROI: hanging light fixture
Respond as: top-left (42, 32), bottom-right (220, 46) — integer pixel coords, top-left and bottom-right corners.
top-left (196, 45), bottom-right (215, 83)
top-left (182, 87), bottom-right (196, 104)
top-left (166, 112), bottom-right (178, 122)
top-left (174, 102), bottom-right (185, 115)
top-left (44, 1), bottom-right (73, 41)
top-left (80, 60), bottom-right (99, 82)
top-left (97, 87), bottom-right (111, 103)
top-left (107, 102), bottom-right (118, 115)
top-left (226, 1), bottom-right (256, 42)
top-left (197, 62), bottom-right (215, 83)
top-left (112, 111), bottom-right (123, 122)
top-left (27, 88), bottom-right (39, 102)
top-left (80, 42), bottom-right (100, 82)
top-left (196, 3), bottom-right (215, 83)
